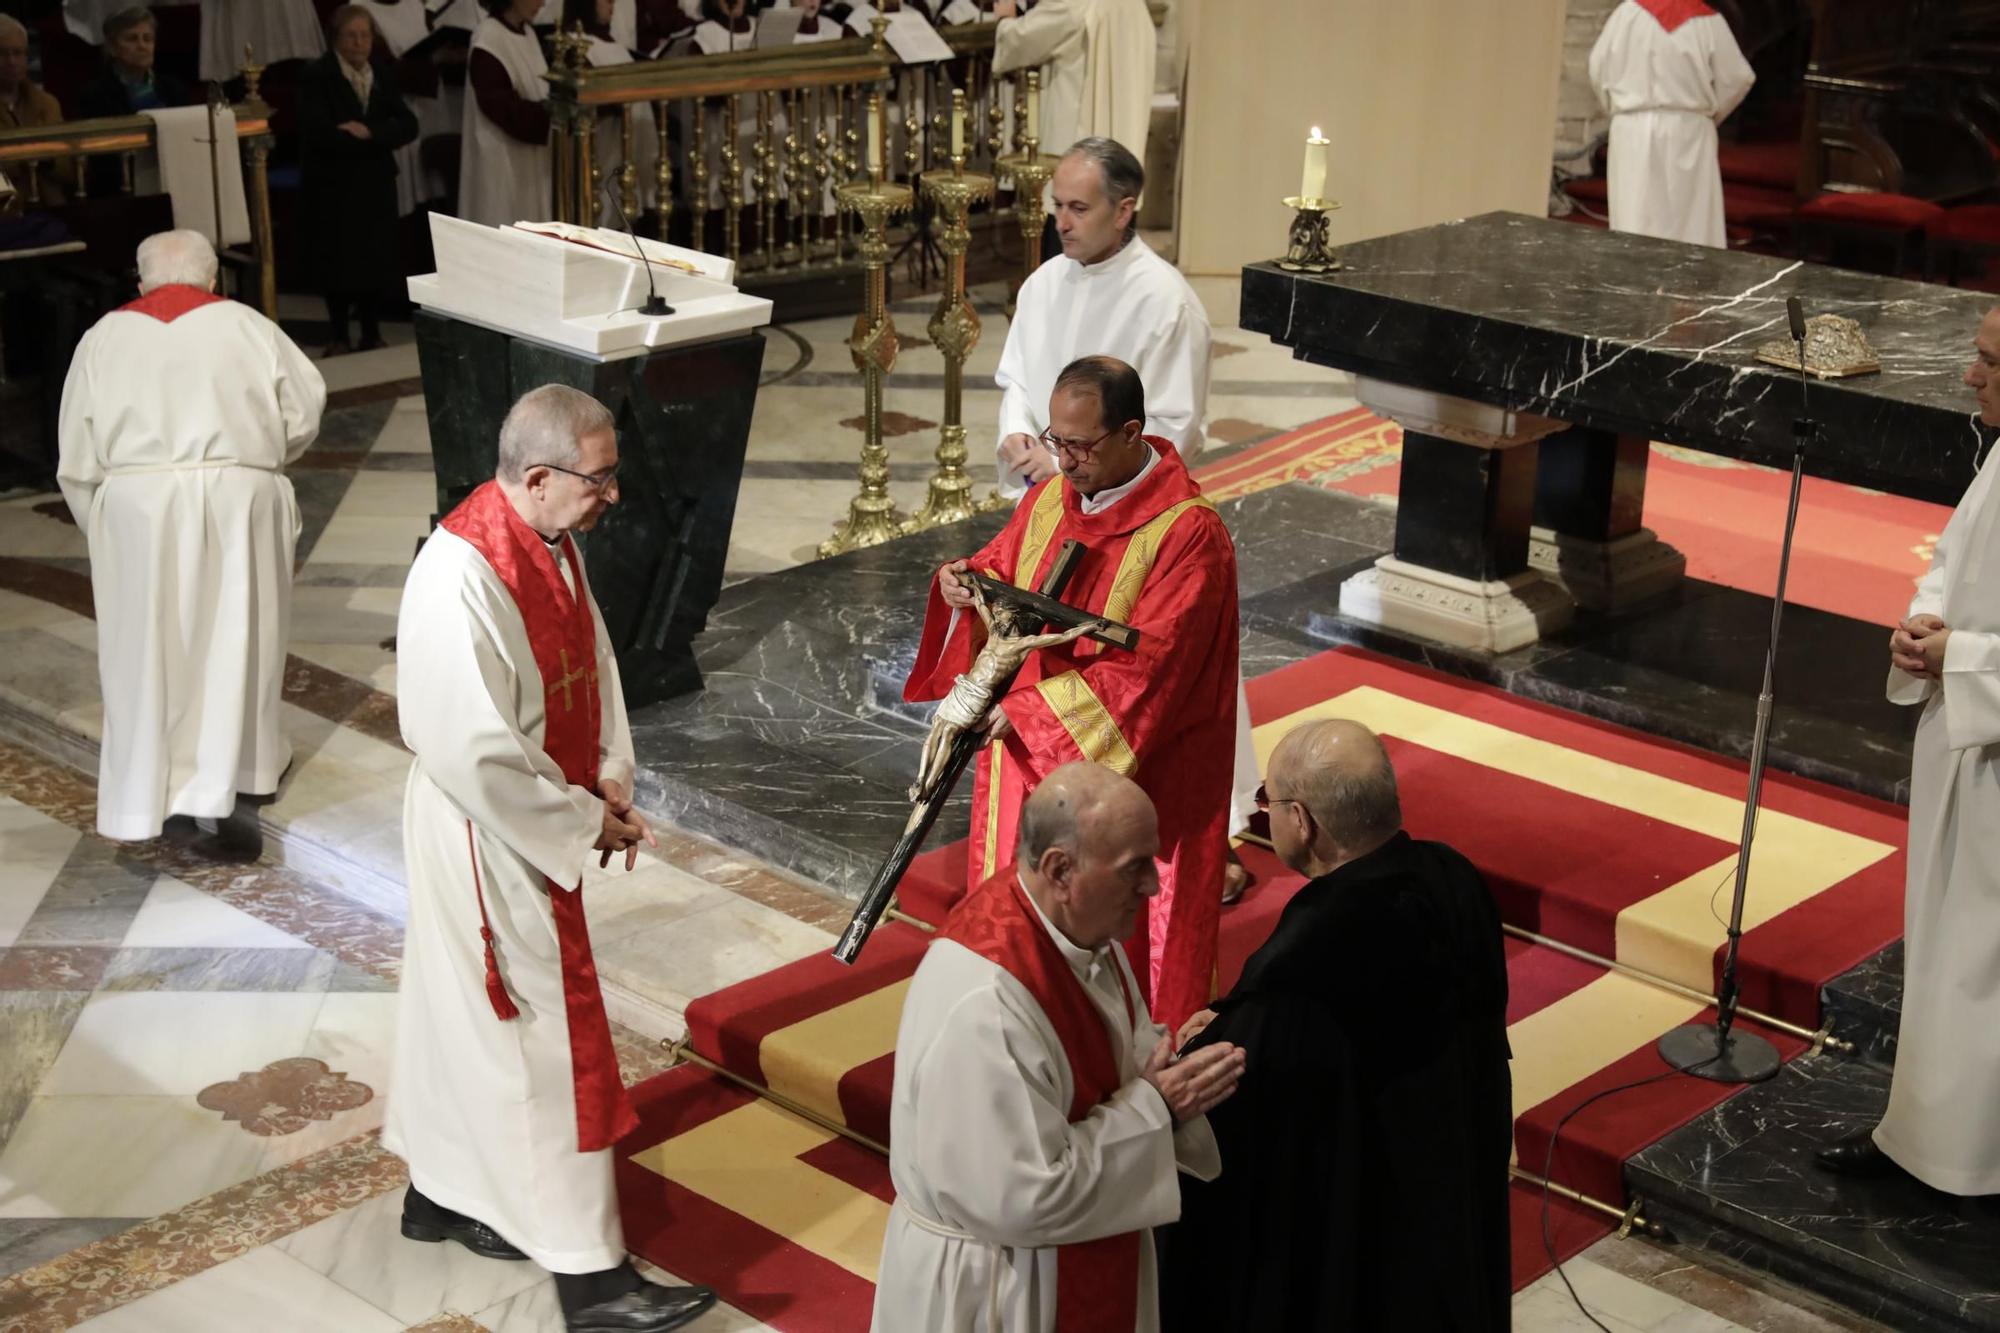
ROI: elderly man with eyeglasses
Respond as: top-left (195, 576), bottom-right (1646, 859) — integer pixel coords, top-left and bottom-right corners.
top-left (906, 354), bottom-right (1239, 1034)
top-left (386, 384), bottom-right (717, 1333)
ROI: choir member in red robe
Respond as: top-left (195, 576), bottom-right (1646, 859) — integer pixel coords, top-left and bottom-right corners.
top-left (904, 355), bottom-right (1239, 1031)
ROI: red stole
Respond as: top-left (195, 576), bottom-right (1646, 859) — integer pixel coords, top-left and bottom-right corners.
top-left (438, 480), bottom-right (638, 1153)
top-left (1633, 0), bottom-right (1715, 33)
top-left (941, 869), bottom-right (1144, 1333)
top-left (118, 284), bottom-right (226, 323)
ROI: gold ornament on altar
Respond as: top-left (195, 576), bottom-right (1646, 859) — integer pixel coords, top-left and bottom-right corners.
top-left (1753, 313), bottom-right (1882, 379)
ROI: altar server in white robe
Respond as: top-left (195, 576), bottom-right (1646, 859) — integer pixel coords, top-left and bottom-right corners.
top-left (386, 385), bottom-right (718, 1333)
top-left (1588, 0), bottom-right (1755, 249)
top-left (874, 763), bottom-right (1245, 1333)
top-left (990, 0), bottom-right (1154, 168)
top-left (459, 0), bottom-right (552, 227)
top-left (1817, 306), bottom-right (2000, 1194)
top-left (57, 230), bottom-right (323, 842)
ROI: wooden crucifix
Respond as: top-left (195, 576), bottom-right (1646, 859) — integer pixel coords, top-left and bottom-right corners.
top-left (832, 540), bottom-right (1142, 965)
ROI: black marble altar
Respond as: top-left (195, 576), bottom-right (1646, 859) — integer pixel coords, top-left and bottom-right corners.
top-left (1243, 211), bottom-right (1995, 505)
top-left (1395, 431), bottom-right (1539, 580)
top-left (413, 312), bottom-right (765, 706)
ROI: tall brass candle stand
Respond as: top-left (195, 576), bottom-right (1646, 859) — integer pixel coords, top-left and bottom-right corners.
top-left (997, 71), bottom-right (1058, 320)
top-left (820, 94), bottom-right (915, 558)
top-left (903, 92), bottom-right (1002, 532)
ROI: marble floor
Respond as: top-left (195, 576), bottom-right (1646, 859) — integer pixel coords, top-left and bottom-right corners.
top-left (0, 276), bottom-right (1886, 1331)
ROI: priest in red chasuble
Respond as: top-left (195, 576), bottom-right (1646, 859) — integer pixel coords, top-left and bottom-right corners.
top-left (905, 355), bottom-right (1240, 1031)
top-left (386, 386), bottom-right (716, 1333)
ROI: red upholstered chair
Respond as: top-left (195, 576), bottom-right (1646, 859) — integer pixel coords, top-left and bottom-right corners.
top-left (1925, 205), bottom-right (2000, 286)
top-left (1718, 140), bottom-right (1801, 193)
top-left (1794, 191), bottom-right (1944, 275)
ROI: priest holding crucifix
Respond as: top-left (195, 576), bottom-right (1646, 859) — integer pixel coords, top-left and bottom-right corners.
top-left (905, 355), bottom-right (1240, 1031)
top-left (385, 386), bottom-right (716, 1333)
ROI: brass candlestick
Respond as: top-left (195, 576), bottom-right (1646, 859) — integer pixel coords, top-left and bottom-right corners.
top-left (904, 104), bottom-right (1002, 533)
top-left (998, 70), bottom-right (1058, 319)
top-left (1278, 195), bottom-right (1341, 273)
top-left (821, 97), bottom-right (915, 558)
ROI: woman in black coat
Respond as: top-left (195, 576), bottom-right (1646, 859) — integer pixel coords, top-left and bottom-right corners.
top-left (299, 5), bottom-right (420, 355)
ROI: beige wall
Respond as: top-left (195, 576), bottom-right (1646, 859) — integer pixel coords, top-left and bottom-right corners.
top-left (1175, 0), bottom-right (1567, 275)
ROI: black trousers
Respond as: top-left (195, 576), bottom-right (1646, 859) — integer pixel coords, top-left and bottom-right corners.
top-left (325, 292), bottom-right (382, 345)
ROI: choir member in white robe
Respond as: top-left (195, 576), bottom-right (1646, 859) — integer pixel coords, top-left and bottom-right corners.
top-left (1818, 306), bottom-right (2000, 1194)
top-left (56, 230), bottom-right (324, 842)
top-left (385, 385), bottom-right (717, 1333)
top-left (459, 0), bottom-right (552, 227)
top-left (874, 763), bottom-right (1245, 1333)
top-left (1588, 0), bottom-right (1755, 249)
top-left (990, 0), bottom-right (1154, 168)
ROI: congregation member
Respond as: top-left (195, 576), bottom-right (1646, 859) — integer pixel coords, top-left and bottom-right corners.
top-left (873, 763), bottom-right (1245, 1333)
top-left (300, 5), bottom-right (420, 357)
top-left (1163, 719), bottom-right (1512, 1332)
top-left (460, 0), bottom-right (552, 227)
top-left (56, 229), bottom-right (325, 841)
top-left (907, 355), bottom-right (1237, 1031)
top-left (1, 14), bottom-right (74, 208)
top-left (990, 0), bottom-right (1154, 168)
top-left (1588, 0), bottom-right (1755, 248)
top-left (1818, 305), bottom-right (2000, 1193)
top-left (76, 6), bottom-right (193, 117)
top-left (386, 385), bottom-right (718, 1333)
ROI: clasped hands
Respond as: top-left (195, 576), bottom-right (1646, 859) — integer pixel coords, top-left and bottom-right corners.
top-left (1140, 1009), bottom-right (1243, 1124)
top-left (1891, 614), bottom-right (1951, 680)
top-left (595, 777), bottom-right (657, 870)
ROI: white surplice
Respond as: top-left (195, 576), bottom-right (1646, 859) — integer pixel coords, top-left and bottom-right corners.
top-left (56, 296), bottom-right (324, 841)
top-left (1875, 444), bottom-right (2000, 1194)
top-left (384, 525), bottom-right (637, 1272)
top-left (458, 16), bottom-right (551, 228)
top-left (873, 889), bottom-right (1218, 1332)
top-left (1588, 1), bottom-right (1755, 248)
top-left (993, 236), bottom-right (1209, 497)
top-left (991, 0), bottom-right (1154, 167)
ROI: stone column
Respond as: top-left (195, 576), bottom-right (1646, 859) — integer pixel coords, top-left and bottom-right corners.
top-left (1529, 426), bottom-right (1686, 612)
top-left (1340, 379), bottom-right (1574, 653)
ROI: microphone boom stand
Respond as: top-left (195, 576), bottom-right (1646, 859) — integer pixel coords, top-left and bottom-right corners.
top-left (1656, 301), bottom-right (1816, 1085)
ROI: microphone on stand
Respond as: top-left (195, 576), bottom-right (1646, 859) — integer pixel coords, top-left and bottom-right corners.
top-left (1788, 296), bottom-right (1812, 449)
top-left (602, 179), bottom-right (673, 317)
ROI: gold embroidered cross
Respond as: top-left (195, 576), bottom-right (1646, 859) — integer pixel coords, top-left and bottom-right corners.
top-left (553, 649), bottom-right (595, 712)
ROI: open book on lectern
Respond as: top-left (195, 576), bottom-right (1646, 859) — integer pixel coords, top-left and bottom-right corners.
top-left (408, 214), bottom-right (774, 360)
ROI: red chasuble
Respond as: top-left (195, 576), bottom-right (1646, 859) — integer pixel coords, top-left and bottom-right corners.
top-left (905, 440), bottom-right (1238, 1031)
top-left (942, 868), bottom-right (1143, 1333)
top-left (438, 481), bottom-right (638, 1153)
top-left (1634, 0), bottom-right (1716, 32)
top-left (118, 284), bottom-right (227, 323)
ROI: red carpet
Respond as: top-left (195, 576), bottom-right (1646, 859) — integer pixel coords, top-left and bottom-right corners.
top-left (1192, 409), bottom-right (1954, 630)
top-left (618, 647), bottom-right (1908, 1319)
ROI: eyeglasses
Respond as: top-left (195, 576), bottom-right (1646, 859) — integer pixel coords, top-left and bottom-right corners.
top-left (533, 461), bottom-right (621, 496)
top-left (1253, 782), bottom-right (1301, 813)
top-left (1037, 426), bottom-right (1121, 460)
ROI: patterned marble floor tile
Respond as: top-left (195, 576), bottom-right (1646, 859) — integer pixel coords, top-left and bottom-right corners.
top-left (12, 841), bottom-right (153, 948)
top-left (0, 588), bottom-right (76, 634)
top-left (276, 1189), bottom-right (545, 1325)
top-left (97, 947), bottom-right (342, 993)
top-left (121, 875), bottom-right (313, 951)
top-left (405, 1316), bottom-right (494, 1333)
top-left (0, 1218), bottom-right (136, 1282)
top-left (368, 397), bottom-right (434, 455)
top-left (590, 889), bottom-right (833, 1027)
top-left (0, 992), bottom-right (88, 1144)
top-left (0, 799), bottom-right (81, 948)
top-left (0, 1094), bottom-right (271, 1218)
top-left (67, 1243), bottom-right (405, 1332)
top-left (36, 990), bottom-right (329, 1096)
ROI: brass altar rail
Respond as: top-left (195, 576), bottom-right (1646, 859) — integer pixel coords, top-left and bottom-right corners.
top-left (0, 83), bottom-right (279, 317)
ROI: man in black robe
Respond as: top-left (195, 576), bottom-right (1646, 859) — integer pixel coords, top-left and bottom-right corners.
top-left (1161, 718), bottom-right (1512, 1332)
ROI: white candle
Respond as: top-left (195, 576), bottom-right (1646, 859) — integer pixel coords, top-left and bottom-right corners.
top-left (867, 97), bottom-right (882, 173)
top-left (1301, 125), bottom-right (1329, 202)
top-left (1025, 75), bottom-right (1038, 145)
top-left (951, 91), bottom-right (965, 159)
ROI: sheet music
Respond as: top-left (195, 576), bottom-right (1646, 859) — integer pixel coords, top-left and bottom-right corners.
top-left (883, 8), bottom-right (953, 62)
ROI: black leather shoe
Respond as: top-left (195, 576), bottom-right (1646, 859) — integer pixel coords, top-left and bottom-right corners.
top-left (1815, 1131), bottom-right (1902, 1178)
top-left (399, 1206), bottom-right (528, 1261)
top-left (566, 1281), bottom-right (719, 1332)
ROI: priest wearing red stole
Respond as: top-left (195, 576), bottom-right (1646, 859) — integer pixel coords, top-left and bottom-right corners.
top-left (873, 763), bottom-right (1246, 1332)
top-left (905, 355), bottom-right (1240, 1031)
top-left (385, 386), bottom-right (717, 1333)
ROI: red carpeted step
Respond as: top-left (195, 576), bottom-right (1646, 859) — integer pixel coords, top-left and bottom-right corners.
top-left (1718, 139), bottom-right (1801, 192)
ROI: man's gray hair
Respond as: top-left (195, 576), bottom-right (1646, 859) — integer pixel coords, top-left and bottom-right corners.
top-left (0, 14), bottom-right (29, 44)
top-left (102, 5), bottom-right (157, 41)
top-left (135, 229), bottom-right (218, 293)
top-left (1281, 719), bottom-right (1402, 849)
top-left (1063, 136), bottom-right (1144, 242)
top-left (496, 385), bottom-right (615, 482)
